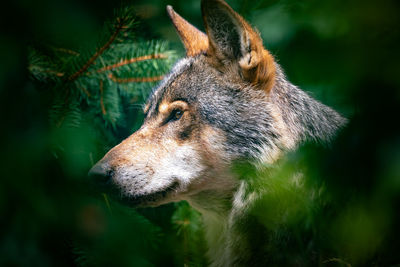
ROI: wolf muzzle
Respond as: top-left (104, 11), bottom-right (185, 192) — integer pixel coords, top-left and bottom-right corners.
top-left (88, 162), bottom-right (111, 188)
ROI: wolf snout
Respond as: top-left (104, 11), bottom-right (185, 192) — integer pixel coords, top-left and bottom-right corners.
top-left (88, 162), bottom-right (111, 185)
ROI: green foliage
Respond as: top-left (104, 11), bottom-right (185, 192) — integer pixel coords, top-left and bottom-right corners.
top-left (232, 137), bottom-right (400, 265)
top-left (172, 202), bottom-right (208, 266)
top-left (2, 0), bottom-right (400, 266)
top-left (71, 201), bottom-right (163, 267)
top-left (29, 7), bottom-right (176, 134)
top-left (23, 4), bottom-right (214, 266)
top-left (22, 5), bottom-right (209, 267)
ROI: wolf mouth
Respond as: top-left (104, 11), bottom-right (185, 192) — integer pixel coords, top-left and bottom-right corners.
top-left (121, 181), bottom-right (180, 207)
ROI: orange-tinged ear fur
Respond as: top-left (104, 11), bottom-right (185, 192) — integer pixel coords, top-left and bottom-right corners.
top-left (201, 0), bottom-right (276, 92)
top-left (167, 5), bottom-right (209, 57)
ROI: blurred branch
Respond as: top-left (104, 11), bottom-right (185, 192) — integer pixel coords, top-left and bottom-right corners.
top-left (67, 16), bottom-right (129, 82)
top-left (76, 83), bottom-right (91, 97)
top-left (53, 47), bottom-right (80, 56)
top-left (92, 54), bottom-right (168, 74)
top-left (29, 65), bottom-right (65, 77)
top-left (99, 80), bottom-right (106, 115)
top-left (323, 258), bottom-right (352, 267)
top-left (108, 73), bottom-right (164, 83)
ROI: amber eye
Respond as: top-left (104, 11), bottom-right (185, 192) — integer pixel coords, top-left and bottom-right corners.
top-left (162, 108), bottom-right (185, 125)
top-left (172, 109), bottom-right (184, 121)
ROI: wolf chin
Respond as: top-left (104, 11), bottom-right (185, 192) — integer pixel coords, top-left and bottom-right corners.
top-left (89, 0), bottom-right (346, 265)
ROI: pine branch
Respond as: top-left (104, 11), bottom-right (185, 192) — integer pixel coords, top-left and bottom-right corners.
top-left (99, 80), bottom-right (106, 115)
top-left (323, 258), bottom-right (352, 267)
top-left (29, 7), bottom-right (176, 146)
top-left (76, 83), bottom-right (91, 98)
top-left (53, 47), bottom-right (80, 56)
top-left (92, 54), bottom-right (168, 74)
top-left (57, 115), bottom-right (65, 128)
top-left (67, 16), bottom-right (129, 82)
top-left (108, 73), bottom-right (164, 83)
top-left (29, 65), bottom-right (65, 78)
top-left (53, 86), bottom-right (73, 128)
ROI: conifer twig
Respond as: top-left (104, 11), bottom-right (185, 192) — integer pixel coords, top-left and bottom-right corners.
top-left (108, 73), bottom-right (164, 83)
top-left (322, 258), bottom-right (351, 267)
top-left (76, 83), bottom-right (91, 97)
top-left (57, 116), bottom-right (65, 128)
top-left (93, 54), bottom-right (168, 74)
top-left (67, 16), bottom-right (128, 82)
top-left (57, 85), bottom-right (72, 128)
top-left (99, 80), bottom-right (106, 115)
top-left (102, 193), bottom-right (113, 215)
top-left (54, 47), bottom-right (80, 56)
top-left (29, 65), bottom-right (65, 77)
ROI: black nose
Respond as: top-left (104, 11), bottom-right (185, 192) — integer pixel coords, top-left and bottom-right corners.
top-left (88, 162), bottom-right (110, 184)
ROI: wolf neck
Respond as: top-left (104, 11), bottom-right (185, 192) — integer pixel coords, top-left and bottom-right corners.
top-left (188, 179), bottom-right (262, 267)
top-left (187, 65), bottom-right (346, 266)
top-left (270, 65), bottom-right (345, 147)
top-left (187, 186), bottom-right (237, 266)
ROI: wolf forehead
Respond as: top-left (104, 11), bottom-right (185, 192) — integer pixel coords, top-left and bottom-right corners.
top-left (144, 55), bottom-right (263, 115)
top-left (142, 55), bottom-right (280, 159)
top-left (145, 55), bottom-right (246, 115)
top-left (144, 58), bottom-right (194, 116)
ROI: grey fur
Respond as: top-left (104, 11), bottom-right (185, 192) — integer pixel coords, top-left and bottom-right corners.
top-left (272, 64), bottom-right (346, 144)
top-left (146, 57), bottom-right (345, 162)
top-left (141, 54), bottom-right (345, 266)
top-left (89, 0), bottom-right (346, 266)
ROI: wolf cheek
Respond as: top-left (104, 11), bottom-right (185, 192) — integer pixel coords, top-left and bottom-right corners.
top-left (88, 97), bottom-right (232, 207)
top-left (89, 127), bottom-right (207, 206)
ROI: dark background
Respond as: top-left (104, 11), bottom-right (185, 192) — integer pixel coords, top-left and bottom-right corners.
top-left (1, 0), bottom-right (400, 266)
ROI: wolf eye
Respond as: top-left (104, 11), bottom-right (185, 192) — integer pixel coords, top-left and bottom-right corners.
top-left (171, 109), bottom-right (184, 121)
top-left (162, 108), bottom-right (185, 125)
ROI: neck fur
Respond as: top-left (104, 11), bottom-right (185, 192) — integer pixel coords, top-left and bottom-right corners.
top-left (186, 65), bottom-right (346, 266)
top-left (188, 179), bottom-right (258, 267)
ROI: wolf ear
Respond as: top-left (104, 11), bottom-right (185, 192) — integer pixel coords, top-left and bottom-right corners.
top-left (201, 0), bottom-right (275, 91)
top-left (167, 6), bottom-right (209, 57)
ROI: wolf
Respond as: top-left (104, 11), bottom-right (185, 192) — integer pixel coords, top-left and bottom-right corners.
top-left (89, 0), bottom-right (346, 265)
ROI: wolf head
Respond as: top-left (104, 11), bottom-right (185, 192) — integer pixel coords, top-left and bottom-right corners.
top-left (89, 0), bottom-right (345, 208)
